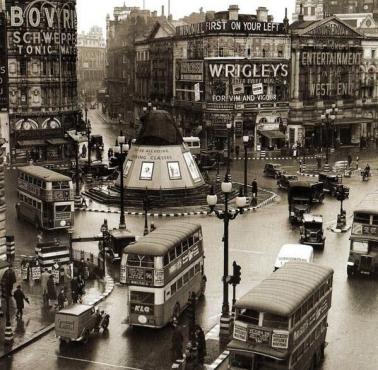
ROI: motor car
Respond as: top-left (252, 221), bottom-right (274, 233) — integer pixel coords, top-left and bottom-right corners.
top-left (277, 174), bottom-right (298, 190)
top-left (82, 163), bottom-right (116, 180)
top-left (288, 181), bottom-right (313, 224)
top-left (90, 135), bottom-right (104, 150)
top-left (263, 163), bottom-right (284, 179)
top-left (300, 214), bottom-right (326, 249)
top-left (318, 172), bottom-right (349, 197)
top-left (55, 304), bottom-right (109, 344)
top-left (273, 243), bottom-right (314, 271)
top-left (104, 229), bottom-right (136, 263)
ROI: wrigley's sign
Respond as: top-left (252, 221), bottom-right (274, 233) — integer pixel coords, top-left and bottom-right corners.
top-left (209, 63), bottom-right (289, 79)
top-left (7, 0), bottom-right (77, 56)
top-left (176, 20), bottom-right (286, 37)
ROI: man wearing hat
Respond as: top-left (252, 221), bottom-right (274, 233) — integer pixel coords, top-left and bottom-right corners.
top-left (13, 285), bottom-right (29, 320)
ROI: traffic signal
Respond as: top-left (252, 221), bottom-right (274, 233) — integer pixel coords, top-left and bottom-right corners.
top-left (233, 261), bottom-right (241, 285)
top-left (336, 185), bottom-right (347, 201)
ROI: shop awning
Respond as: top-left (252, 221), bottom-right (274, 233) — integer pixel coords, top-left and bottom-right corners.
top-left (46, 138), bottom-right (71, 145)
top-left (303, 118), bottom-right (374, 127)
top-left (17, 140), bottom-right (46, 147)
top-left (260, 130), bottom-right (286, 139)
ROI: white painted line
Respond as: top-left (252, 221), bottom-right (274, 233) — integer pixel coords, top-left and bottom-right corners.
top-left (51, 355), bottom-right (144, 369)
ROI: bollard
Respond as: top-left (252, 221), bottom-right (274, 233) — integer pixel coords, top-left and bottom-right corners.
top-left (74, 195), bottom-right (82, 209)
top-left (4, 322), bottom-right (14, 344)
top-left (86, 173), bottom-right (93, 183)
top-left (6, 235), bottom-right (15, 264)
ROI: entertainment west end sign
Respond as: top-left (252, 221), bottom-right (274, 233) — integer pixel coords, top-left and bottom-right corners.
top-left (176, 20), bottom-right (287, 37)
top-left (7, 1), bottom-right (77, 56)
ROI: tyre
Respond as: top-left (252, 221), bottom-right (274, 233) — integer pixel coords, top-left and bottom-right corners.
top-left (82, 329), bottom-right (90, 344)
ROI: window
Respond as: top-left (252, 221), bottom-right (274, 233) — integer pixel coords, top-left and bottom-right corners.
top-left (183, 272), bottom-right (189, 284)
top-left (372, 50), bottom-right (376, 59)
top-left (182, 240), bottom-right (189, 252)
top-left (163, 254), bottom-right (169, 266)
top-left (177, 278), bottom-right (183, 289)
top-left (218, 48), bottom-right (224, 57)
top-left (189, 267), bottom-right (194, 279)
top-left (278, 49), bottom-right (283, 57)
top-left (238, 309), bottom-right (259, 324)
top-left (263, 312), bottom-right (288, 329)
top-left (171, 282), bottom-right (177, 295)
top-left (354, 212), bottom-right (370, 224)
top-left (169, 249), bottom-right (176, 262)
top-left (194, 263), bottom-right (200, 274)
top-left (130, 291), bottom-right (154, 304)
top-left (175, 245), bottom-right (182, 257)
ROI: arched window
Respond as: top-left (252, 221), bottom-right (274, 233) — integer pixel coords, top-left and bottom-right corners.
top-left (259, 117), bottom-right (268, 124)
top-left (274, 117), bottom-right (283, 124)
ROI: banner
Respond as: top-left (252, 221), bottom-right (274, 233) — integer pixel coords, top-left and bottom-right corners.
top-left (0, 12), bottom-right (8, 111)
top-left (7, 0), bottom-right (77, 56)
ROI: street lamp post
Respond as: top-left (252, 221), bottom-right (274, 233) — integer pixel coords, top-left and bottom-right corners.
top-left (243, 135), bottom-right (249, 197)
top-left (100, 219), bottom-right (108, 277)
top-left (74, 115), bottom-right (81, 209)
top-left (143, 189), bottom-right (150, 236)
top-left (114, 131), bottom-right (129, 230)
top-left (207, 181), bottom-right (246, 342)
top-left (226, 122), bottom-right (232, 181)
top-left (320, 104), bottom-right (338, 168)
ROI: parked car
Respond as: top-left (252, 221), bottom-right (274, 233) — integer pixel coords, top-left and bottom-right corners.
top-left (300, 214), bottom-right (326, 249)
top-left (55, 304), bottom-right (109, 344)
top-left (277, 174), bottom-right (298, 190)
top-left (264, 163), bottom-right (284, 179)
top-left (318, 172), bottom-right (349, 198)
top-left (274, 243), bottom-right (314, 271)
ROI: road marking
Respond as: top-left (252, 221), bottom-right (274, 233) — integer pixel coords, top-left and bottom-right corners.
top-left (230, 248), bottom-right (265, 255)
top-left (51, 355), bottom-right (144, 370)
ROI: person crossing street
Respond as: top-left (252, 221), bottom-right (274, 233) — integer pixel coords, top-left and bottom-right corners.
top-left (13, 285), bottom-right (29, 320)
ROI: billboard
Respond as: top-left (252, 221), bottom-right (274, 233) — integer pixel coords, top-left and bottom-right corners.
top-left (7, 0), bottom-right (77, 56)
top-left (0, 12), bottom-right (8, 111)
top-left (207, 61), bottom-right (289, 103)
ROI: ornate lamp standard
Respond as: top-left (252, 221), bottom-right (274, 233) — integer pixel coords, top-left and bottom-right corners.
top-left (207, 180), bottom-right (246, 341)
top-left (242, 134), bottom-right (249, 197)
top-left (226, 122), bottom-right (233, 181)
top-left (100, 219), bottom-right (108, 277)
top-left (320, 104), bottom-right (338, 168)
top-left (114, 131), bottom-right (129, 230)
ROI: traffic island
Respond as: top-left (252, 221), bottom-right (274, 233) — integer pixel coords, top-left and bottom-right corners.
top-left (329, 224), bottom-right (352, 233)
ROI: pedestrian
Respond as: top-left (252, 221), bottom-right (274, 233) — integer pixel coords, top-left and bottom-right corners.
top-left (252, 179), bottom-right (258, 199)
top-left (150, 222), bottom-right (156, 232)
top-left (347, 154), bottom-right (352, 168)
top-left (13, 285), bottom-right (29, 320)
top-left (171, 318), bottom-right (184, 363)
top-left (71, 276), bottom-right (78, 303)
top-left (356, 156), bottom-right (359, 170)
top-left (77, 275), bottom-right (85, 301)
top-left (235, 145), bottom-right (240, 159)
top-left (47, 274), bottom-right (57, 308)
top-left (316, 156), bottom-right (322, 170)
top-left (41, 268), bottom-right (50, 305)
top-left (195, 325), bottom-right (207, 365)
top-left (57, 288), bottom-right (66, 310)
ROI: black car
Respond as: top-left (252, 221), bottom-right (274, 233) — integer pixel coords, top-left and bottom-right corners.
top-left (90, 135), bottom-right (104, 150)
top-left (300, 214), bottom-right (326, 249)
top-left (264, 163), bottom-right (284, 179)
top-left (318, 172), bottom-right (349, 198)
top-left (82, 163), bottom-right (117, 180)
top-left (277, 174), bottom-right (298, 190)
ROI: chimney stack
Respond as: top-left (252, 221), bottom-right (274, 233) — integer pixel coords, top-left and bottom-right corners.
top-left (168, 0), bottom-right (171, 17)
top-left (298, 4), bottom-right (304, 22)
top-left (256, 7), bottom-right (268, 22)
top-left (228, 5), bottom-right (239, 21)
top-left (161, 5), bottom-right (165, 16)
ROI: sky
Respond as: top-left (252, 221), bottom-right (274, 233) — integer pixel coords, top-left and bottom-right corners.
top-left (77, 0), bottom-right (296, 34)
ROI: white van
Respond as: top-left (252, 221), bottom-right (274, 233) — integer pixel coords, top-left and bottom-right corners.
top-left (274, 243), bottom-right (314, 271)
top-left (183, 136), bottom-right (201, 155)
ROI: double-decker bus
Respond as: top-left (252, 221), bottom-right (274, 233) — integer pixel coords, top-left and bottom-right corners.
top-left (348, 190), bottom-right (378, 277)
top-left (229, 262), bottom-right (333, 370)
top-left (121, 222), bottom-right (206, 328)
top-left (16, 166), bottom-right (74, 230)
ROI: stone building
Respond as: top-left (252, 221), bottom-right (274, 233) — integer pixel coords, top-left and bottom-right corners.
top-left (77, 26), bottom-right (106, 103)
top-left (5, 0), bottom-right (78, 165)
top-left (105, 5), bottom-right (159, 124)
top-left (289, 15), bottom-right (368, 149)
top-left (135, 6), bottom-right (291, 152)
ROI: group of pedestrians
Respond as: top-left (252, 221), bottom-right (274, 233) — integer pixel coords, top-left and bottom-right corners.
top-left (171, 320), bottom-right (207, 368)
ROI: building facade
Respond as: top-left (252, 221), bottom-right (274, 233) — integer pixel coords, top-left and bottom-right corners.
top-left (5, 0), bottom-right (78, 165)
top-left (289, 16), bottom-right (368, 149)
top-left (135, 6), bottom-right (291, 151)
top-left (105, 6), bottom-right (158, 123)
top-left (77, 26), bottom-right (106, 103)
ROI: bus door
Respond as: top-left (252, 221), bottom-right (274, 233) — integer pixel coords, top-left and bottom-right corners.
top-left (42, 203), bottom-right (54, 229)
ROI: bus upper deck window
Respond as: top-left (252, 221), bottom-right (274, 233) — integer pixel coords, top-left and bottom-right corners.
top-left (263, 312), bottom-right (288, 329)
top-left (182, 240), bottom-right (189, 252)
top-left (163, 254), bottom-right (169, 266)
top-left (169, 249), bottom-right (176, 262)
top-left (372, 216), bottom-right (378, 225)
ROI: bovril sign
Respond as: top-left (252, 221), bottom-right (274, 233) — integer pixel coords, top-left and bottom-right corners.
top-left (7, 0), bottom-right (77, 56)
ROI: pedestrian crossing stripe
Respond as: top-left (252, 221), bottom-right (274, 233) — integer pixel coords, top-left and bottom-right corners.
top-left (206, 350), bottom-right (229, 370)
